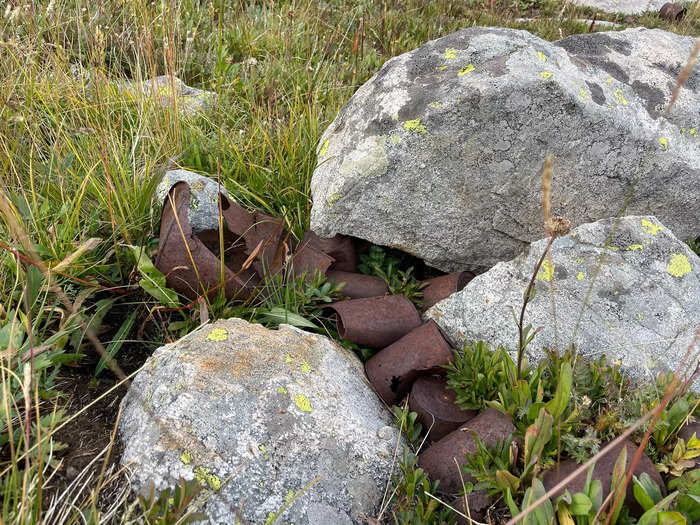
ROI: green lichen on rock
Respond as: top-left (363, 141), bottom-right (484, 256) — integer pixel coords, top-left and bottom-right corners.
top-left (641, 218), bottom-right (663, 235)
top-left (180, 450), bottom-right (193, 465)
top-left (319, 139), bottom-right (330, 157)
top-left (206, 328), bottom-right (228, 341)
top-left (402, 119), bottom-right (427, 134)
top-left (537, 259), bottom-right (555, 282)
top-left (667, 254), bottom-right (691, 277)
top-left (194, 466), bottom-right (221, 491)
top-left (294, 394), bottom-right (312, 412)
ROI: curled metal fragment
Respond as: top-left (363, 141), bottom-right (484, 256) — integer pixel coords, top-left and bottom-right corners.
top-left (365, 321), bottom-right (453, 406)
top-left (300, 231), bottom-right (357, 272)
top-left (420, 272), bottom-right (474, 311)
top-left (245, 212), bottom-right (288, 277)
top-left (409, 375), bottom-right (476, 442)
top-left (326, 270), bottom-right (388, 299)
top-left (155, 182), bottom-right (259, 301)
top-left (290, 243), bottom-right (335, 281)
top-left (325, 295), bottom-right (421, 349)
top-left (659, 2), bottom-right (686, 21)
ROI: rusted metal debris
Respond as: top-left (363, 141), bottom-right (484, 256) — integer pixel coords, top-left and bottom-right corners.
top-left (365, 320), bottom-right (453, 406)
top-left (155, 182), bottom-right (259, 301)
top-left (326, 270), bottom-right (389, 299)
top-left (420, 271), bottom-right (474, 311)
top-left (325, 295), bottom-right (421, 349)
top-left (300, 231), bottom-right (358, 272)
top-left (418, 408), bottom-right (515, 494)
top-left (659, 2), bottom-right (686, 21)
top-left (408, 375), bottom-right (476, 442)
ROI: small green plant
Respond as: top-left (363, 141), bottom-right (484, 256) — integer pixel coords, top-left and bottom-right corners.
top-left (137, 478), bottom-right (207, 524)
top-left (390, 448), bottom-right (456, 525)
top-left (445, 341), bottom-right (511, 411)
top-left (633, 469), bottom-right (700, 525)
top-left (358, 245), bottom-right (426, 303)
top-left (393, 405), bottom-right (424, 444)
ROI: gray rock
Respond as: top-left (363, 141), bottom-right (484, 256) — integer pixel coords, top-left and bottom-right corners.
top-left (310, 27), bottom-right (699, 273)
top-left (570, 0), bottom-right (667, 13)
top-left (121, 75), bottom-right (216, 115)
top-left (119, 318), bottom-right (401, 524)
top-left (156, 169), bottom-right (229, 234)
top-left (426, 216), bottom-right (700, 386)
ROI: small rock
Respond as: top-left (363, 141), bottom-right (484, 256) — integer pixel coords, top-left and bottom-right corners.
top-left (119, 318), bottom-right (401, 524)
top-left (542, 440), bottom-right (664, 516)
top-left (121, 75), bottom-right (216, 116)
top-left (155, 169), bottom-right (230, 235)
top-left (418, 408), bottom-right (515, 494)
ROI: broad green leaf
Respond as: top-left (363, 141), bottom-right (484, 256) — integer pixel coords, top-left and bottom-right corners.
top-left (545, 361), bottom-right (572, 422)
top-left (495, 470), bottom-right (520, 494)
top-left (130, 246), bottom-right (179, 307)
top-left (634, 473), bottom-right (664, 510)
top-left (569, 492), bottom-right (593, 515)
top-left (656, 511), bottom-right (686, 525)
top-left (260, 307), bottom-right (318, 329)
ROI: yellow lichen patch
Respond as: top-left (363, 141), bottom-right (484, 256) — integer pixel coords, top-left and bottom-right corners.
top-left (540, 71), bottom-right (552, 79)
top-left (690, 128), bottom-right (697, 137)
top-left (390, 135), bottom-right (401, 145)
top-left (295, 393), bottom-right (312, 412)
top-left (458, 64), bottom-right (475, 76)
top-left (277, 386), bottom-right (288, 394)
top-left (206, 328), bottom-right (228, 341)
top-left (284, 354), bottom-right (293, 363)
top-left (579, 87), bottom-right (587, 100)
top-left (403, 118), bottom-right (427, 134)
top-left (537, 259), bottom-right (555, 282)
top-left (180, 450), bottom-right (193, 464)
top-left (327, 192), bottom-right (342, 206)
top-left (319, 139), bottom-right (330, 157)
top-left (194, 466), bottom-right (221, 491)
top-left (659, 137), bottom-right (668, 150)
top-left (537, 51), bottom-right (547, 62)
top-left (577, 271), bottom-right (584, 281)
top-left (429, 101), bottom-right (441, 109)
top-left (626, 244), bottom-right (643, 251)
top-left (605, 245), bottom-right (619, 252)
top-left (667, 254), bottom-right (691, 278)
top-left (606, 77), bottom-right (613, 83)
top-left (641, 218), bottom-right (663, 235)
top-left (614, 89), bottom-right (627, 105)
top-left (301, 362), bottom-right (311, 373)
top-left (444, 48), bottom-right (457, 59)
top-left (438, 65), bottom-right (448, 71)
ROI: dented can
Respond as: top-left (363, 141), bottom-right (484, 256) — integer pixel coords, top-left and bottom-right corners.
top-left (420, 272), bottom-right (474, 311)
top-left (365, 320), bottom-right (454, 406)
top-left (326, 295), bottom-right (421, 349)
top-left (300, 231), bottom-right (357, 272)
top-left (326, 270), bottom-right (388, 299)
top-left (409, 376), bottom-right (476, 442)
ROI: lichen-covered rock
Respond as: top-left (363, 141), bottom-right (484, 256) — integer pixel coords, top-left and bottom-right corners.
top-left (570, 0), bottom-right (668, 14)
top-left (156, 169), bottom-right (229, 234)
top-left (310, 27), bottom-right (699, 272)
top-left (122, 75), bottom-right (216, 115)
top-left (427, 216), bottom-right (700, 385)
top-left (119, 319), bottom-right (401, 524)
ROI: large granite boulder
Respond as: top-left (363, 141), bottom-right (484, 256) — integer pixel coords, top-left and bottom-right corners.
top-left (426, 216), bottom-right (700, 385)
top-left (119, 319), bottom-right (401, 524)
top-left (310, 27), bottom-right (699, 272)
